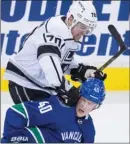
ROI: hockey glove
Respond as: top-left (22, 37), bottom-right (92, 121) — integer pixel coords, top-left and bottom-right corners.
top-left (57, 77), bottom-right (80, 106)
top-left (70, 64), bottom-right (107, 82)
top-left (93, 70), bottom-right (107, 81)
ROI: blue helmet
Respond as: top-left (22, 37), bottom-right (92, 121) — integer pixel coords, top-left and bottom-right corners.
top-left (80, 78), bottom-right (105, 104)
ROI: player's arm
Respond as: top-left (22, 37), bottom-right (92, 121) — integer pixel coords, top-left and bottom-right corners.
top-left (1, 127), bottom-right (41, 143)
top-left (2, 100), bottom-right (54, 143)
top-left (70, 63), bottom-right (107, 82)
top-left (35, 34), bottom-right (81, 106)
top-left (36, 33), bottom-right (65, 89)
top-left (2, 100), bottom-right (54, 132)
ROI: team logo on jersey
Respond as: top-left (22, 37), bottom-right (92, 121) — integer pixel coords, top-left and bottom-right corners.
top-left (63, 50), bottom-right (76, 62)
top-left (77, 119), bottom-right (83, 124)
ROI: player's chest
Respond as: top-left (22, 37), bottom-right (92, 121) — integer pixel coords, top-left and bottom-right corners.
top-left (56, 120), bottom-right (83, 142)
top-left (54, 109), bottom-right (81, 131)
top-left (61, 40), bottom-right (79, 63)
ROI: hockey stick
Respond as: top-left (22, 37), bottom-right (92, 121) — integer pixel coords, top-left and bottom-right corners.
top-left (98, 25), bottom-right (127, 71)
top-left (68, 25), bottom-right (128, 89)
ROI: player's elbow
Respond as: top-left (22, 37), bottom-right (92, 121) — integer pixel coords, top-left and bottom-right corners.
top-left (5, 107), bottom-right (26, 128)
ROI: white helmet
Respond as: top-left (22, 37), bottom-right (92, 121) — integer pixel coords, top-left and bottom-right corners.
top-left (67, 1), bottom-right (97, 35)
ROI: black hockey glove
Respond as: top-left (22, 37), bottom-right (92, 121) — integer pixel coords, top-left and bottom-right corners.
top-left (94, 70), bottom-right (107, 81)
top-left (57, 77), bottom-right (80, 106)
top-left (70, 64), bottom-right (107, 82)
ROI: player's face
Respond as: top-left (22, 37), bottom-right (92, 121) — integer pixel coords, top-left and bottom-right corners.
top-left (71, 22), bottom-right (90, 41)
top-left (76, 96), bottom-right (97, 117)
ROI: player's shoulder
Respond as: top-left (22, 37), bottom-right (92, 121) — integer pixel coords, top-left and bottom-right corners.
top-left (14, 96), bottom-right (59, 111)
top-left (47, 15), bottom-right (73, 40)
top-left (82, 115), bottom-right (95, 134)
top-left (84, 114), bottom-right (94, 125)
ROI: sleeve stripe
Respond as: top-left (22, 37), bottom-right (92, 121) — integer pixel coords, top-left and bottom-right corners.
top-left (10, 107), bottom-right (26, 118)
top-left (15, 86), bottom-right (23, 103)
top-left (25, 127), bottom-right (39, 143)
top-left (25, 127), bottom-right (45, 143)
top-left (22, 103), bottom-right (30, 127)
top-left (36, 127), bottom-right (45, 143)
top-left (12, 103), bottom-right (27, 118)
top-left (38, 53), bottom-right (60, 61)
top-left (50, 56), bottom-right (62, 83)
top-left (37, 45), bottom-right (61, 59)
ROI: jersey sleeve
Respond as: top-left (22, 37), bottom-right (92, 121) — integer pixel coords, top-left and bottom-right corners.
top-left (3, 99), bottom-right (55, 131)
top-left (36, 33), bottom-right (65, 88)
top-left (2, 98), bottom-right (57, 143)
top-left (1, 127), bottom-right (41, 143)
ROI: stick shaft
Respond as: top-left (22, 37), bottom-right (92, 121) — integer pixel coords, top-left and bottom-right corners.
top-left (98, 48), bottom-right (126, 71)
top-left (98, 25), bottom-right (127, 71)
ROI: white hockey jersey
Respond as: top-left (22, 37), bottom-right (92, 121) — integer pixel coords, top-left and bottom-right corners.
top-left (4, 16), bottom-right (81, 94)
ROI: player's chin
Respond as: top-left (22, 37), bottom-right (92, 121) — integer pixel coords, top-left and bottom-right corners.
top-left (76, 109), bottom-right (86, 117)
top-left (73, 35), bottom-right (81, 41)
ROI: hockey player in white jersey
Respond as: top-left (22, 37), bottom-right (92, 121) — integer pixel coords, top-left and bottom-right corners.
top-left (4, 1), bottom-right (107, 104)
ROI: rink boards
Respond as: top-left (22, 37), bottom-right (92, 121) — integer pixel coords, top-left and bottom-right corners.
top-left (1, 67), bottom-right (129, 91)
top-left (1, 1), bottom-right (129, 92)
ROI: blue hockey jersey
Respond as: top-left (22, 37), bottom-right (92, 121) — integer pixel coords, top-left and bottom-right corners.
top-left (1, 96), bottom-right (95, 143)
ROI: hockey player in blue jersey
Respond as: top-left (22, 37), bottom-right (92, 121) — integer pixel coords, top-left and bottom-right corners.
top-left (1, 77), bottom-right (105, 143)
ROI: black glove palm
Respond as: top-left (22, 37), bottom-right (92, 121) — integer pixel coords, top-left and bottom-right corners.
top-left (94, 70), bottom-right (107, 81)
top-left (70, 64), bottom-right (107, 82)
top-left (57, 77), bottom-right (80, 106)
